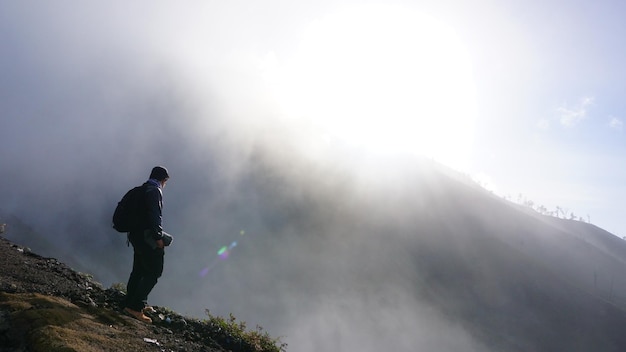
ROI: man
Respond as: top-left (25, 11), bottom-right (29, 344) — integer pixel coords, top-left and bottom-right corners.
top-left (123, 166), bottom-right (170, 323)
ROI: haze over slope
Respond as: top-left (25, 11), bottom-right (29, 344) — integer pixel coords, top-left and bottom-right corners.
top-left (3, 2), bottom-right (626, 351)
top-left (4, 148), bottom-right (626, 351)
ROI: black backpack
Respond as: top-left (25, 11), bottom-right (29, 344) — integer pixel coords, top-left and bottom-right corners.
top-left (112, 185), bottom-right (145, 233)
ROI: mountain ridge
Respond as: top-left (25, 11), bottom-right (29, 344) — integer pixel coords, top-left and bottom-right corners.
top-left (3, 155), bottom-right (626, 351)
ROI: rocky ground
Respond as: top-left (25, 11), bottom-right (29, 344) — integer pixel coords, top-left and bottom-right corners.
top-left (0, 236), bottom-right (284, 352)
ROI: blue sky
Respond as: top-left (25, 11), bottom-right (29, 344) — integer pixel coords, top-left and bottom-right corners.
top-left (459, 0), bottom-right (626, 235)
top-left (1, 0), bottom-right (625, 236)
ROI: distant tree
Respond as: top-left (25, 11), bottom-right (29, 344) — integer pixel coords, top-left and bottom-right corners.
top-left (500, 193), bottom-right (593, 224)
top-left (555, 206), bottom-right (562, 218)
top-left (536, 205), bottom-right (548, 215)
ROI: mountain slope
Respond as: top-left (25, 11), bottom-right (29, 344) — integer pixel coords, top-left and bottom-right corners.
top-left (227, 154), bottom-right (626, 351)
top-left (0, 235), bottom-right (285, 352)
top-left (3, 154), bottom-right (626, 351)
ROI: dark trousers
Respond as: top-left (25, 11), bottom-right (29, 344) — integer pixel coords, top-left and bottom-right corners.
top-left (124, 244), bottom-right (164, 311)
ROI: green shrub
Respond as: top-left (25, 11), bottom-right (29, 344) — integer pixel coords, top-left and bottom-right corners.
top-left (204, 310), bottom-right (287, 352)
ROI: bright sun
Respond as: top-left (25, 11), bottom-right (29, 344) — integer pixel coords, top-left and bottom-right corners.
top-left (269, 5), bottom-right (477, 171)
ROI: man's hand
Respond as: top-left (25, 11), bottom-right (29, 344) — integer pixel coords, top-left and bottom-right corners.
top-left (156, 239), bottom-right (165, 249)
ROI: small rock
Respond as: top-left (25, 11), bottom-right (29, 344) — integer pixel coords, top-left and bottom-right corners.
top-left (143, 337), bottom-right (160, 346)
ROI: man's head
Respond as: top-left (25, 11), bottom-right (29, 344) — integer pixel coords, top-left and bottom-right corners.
top-left (150, 166), bottom-right (170, 187)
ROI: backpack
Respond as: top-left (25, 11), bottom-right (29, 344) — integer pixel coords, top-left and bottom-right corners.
top-left (112, 185), bottom-right (145, 233)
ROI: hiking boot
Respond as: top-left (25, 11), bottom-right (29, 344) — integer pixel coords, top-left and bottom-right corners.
top-left (143, 306), bottom-right (157, 314)
top-left (124, 307), bottom-right (152, 323)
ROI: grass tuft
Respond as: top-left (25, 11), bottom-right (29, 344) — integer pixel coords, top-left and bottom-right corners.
top-left (204, 310), bottom-right (288, 352)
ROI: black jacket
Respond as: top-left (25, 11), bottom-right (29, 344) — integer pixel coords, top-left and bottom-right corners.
top-left (129, 181), bottom-right (163, 249)
top-left (142, 181), bottom-right (163, 240)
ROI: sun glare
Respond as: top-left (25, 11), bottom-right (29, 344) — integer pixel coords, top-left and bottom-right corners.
top-left (269, 5), bottom-right (477, 171)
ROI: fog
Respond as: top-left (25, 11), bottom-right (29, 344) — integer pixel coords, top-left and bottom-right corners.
top-left (3, 2), bottom-right (626, 351)
top-left (0, 2), bottom-right (491, 350)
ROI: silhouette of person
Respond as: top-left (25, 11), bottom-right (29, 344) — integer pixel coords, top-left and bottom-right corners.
top-left (123, 166), bottom-right (171, 323)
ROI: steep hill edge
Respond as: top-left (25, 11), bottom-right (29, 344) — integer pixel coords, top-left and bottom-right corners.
top-left (0, 235), bottom-right (285, 352)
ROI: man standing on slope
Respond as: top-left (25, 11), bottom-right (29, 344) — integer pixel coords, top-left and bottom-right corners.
top-left (124, 166), bottom-right (171, 323)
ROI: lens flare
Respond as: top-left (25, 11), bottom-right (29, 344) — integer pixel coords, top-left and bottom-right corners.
top-left (199, 232), bottom-right (244, 277)
top-left (218, 246), bottom-right (228, 258)
top-left (199, 267), bottom-right (210, 277)
top-left (218, 241), bottom-right (238, 260)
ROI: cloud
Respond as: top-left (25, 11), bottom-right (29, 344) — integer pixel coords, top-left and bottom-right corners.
top-left (536, 119), bottom-right (550, 130)
top-left (556, 96), bottom-right (594, 127)
top-left (609, 116), bottom-right (623, 131)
